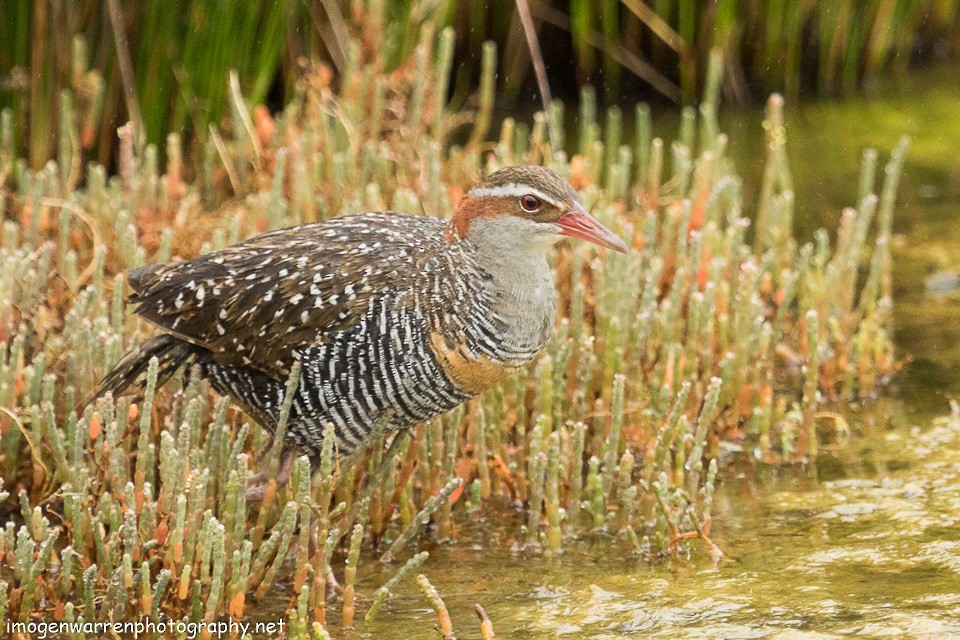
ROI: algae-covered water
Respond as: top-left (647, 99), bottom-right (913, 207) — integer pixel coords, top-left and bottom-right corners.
top-left (355, 68), bottom-right (960, 639)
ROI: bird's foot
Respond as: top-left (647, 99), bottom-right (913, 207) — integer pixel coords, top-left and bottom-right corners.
top-left (245, 448), bottom-right (297, 501)
top-left (326, 570), bottom-right (342, 599)
top-left (246, 469), bottom-right (268, 488)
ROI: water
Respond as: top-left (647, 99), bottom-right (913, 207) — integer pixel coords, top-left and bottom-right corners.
top-left (358, 67), bottom-right (960, 638)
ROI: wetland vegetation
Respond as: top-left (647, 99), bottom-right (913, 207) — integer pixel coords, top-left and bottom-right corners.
top-left (2, 2), bottom-right (960, 638)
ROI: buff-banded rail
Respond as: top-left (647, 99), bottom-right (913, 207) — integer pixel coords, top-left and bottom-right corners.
top-left (92, 165), bottom-right (628, 497)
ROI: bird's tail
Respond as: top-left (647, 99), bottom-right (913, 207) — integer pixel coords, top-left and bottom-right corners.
top-left (86, 333), bottom-right (197, 408)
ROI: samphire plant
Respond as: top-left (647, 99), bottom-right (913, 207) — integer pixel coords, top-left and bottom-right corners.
top-left (0, 8), bottom-right (907, 639)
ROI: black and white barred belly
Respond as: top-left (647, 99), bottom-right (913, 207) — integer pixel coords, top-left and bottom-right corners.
top-left (201, 298), bottom-right (472, 456)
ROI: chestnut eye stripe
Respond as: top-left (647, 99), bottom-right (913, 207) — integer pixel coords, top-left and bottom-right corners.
top-left (468, 184), bottom-right (565, 209)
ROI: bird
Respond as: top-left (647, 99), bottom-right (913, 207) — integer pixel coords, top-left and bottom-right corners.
top-left (91, 165), bottom-right (627, 496)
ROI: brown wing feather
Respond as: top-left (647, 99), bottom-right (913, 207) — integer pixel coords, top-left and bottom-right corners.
top-left (129, 213), bottom-right (442, 378)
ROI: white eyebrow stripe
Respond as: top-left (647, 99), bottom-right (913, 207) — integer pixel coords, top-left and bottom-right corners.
top-left (468, 184), bottom-right (564, 208)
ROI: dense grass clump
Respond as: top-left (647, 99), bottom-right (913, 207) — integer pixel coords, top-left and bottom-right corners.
top-left (0, 21), bottom-right (907, 640)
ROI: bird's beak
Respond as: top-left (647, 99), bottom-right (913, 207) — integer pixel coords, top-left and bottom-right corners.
top-left (556, 205), bottom-right (629, 253)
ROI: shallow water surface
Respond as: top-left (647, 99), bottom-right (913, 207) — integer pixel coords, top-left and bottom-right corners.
top-left (359, 69), bottom-right (960, 638)
top-left (356, 407), bottom-right (960, 639)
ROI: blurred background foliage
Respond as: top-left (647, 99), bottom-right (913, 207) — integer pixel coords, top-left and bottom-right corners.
top-left (2, 0), bottom-right (959, 169)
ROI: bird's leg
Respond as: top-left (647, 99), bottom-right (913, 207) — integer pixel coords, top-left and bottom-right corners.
top-left (254, 433), bottom-right (275, 463)
top-left (326, 570), bottom-right (342, 598)
top-left (245, 447), bottom-right (297, 501)
top-left (245, 434), bottom-right (277, 488)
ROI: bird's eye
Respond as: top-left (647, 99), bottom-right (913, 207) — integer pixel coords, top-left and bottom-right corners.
top-left (520, 194), bottom-right (541, 212)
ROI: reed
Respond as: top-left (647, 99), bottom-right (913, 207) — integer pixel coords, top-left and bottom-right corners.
top-left (1, 0), bottom-right (955, 168)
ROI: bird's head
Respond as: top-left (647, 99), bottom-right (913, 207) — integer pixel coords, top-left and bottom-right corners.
top-left (450, 165), bottom-right (628, 254)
